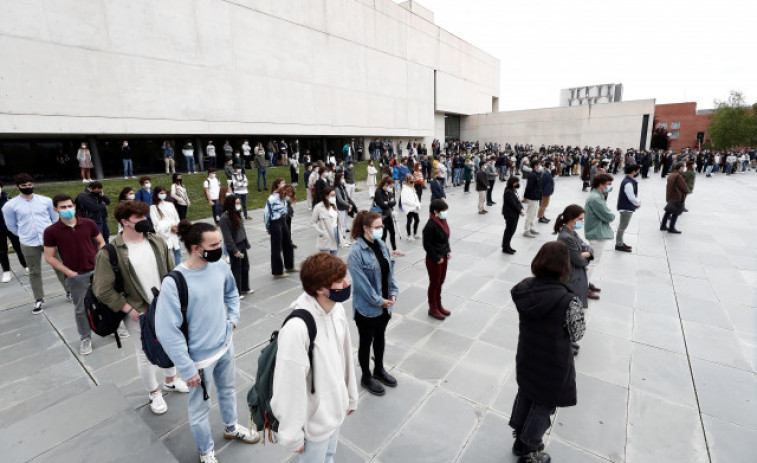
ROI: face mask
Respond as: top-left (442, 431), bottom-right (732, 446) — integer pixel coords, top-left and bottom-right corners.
top-left (199, 247), bottom-right (223, 262)
top-left (370, 228), bottom-right (383, 241)
top-left (59, 208), bottom-right (76, 220)
top-left (327, 284), bottom-right (352, 303)
top-left (209, 174), bottom-right (215, 179)
top-left (537, 167), bottom-right (544, 173)
top-left (127, 194), bottom-right (136, 200)
top-left (439, 211), bottom-right (448, 220)
top-left (235, 204), bottom-right (242, 212)
top-left (158, 193), bottom-right (167, 201)
top-left (328, 196), bottom-right (337, 205)
top-left (19, 187), bottom-right (34, 195)
top-left (133, 219), bottom-right (151, 233)
top-left (604, 186), bottom-right (612, 193)
top-left (574, 221), bottom-right (584, 230)
top-left (124, 143), bottom-right (128, 147)
top-left (384, 186), bottom-right (392, 192)
top-left (341, 179), bottom-right (346, 185)
top-left (235, 170), bottom-right (241, 175)
top-left (514, 184), bottom-right (520, 189)
top-left (175, 178), bottom-right (182, 184)
top-left (143, 183), bottom-right (151, 189)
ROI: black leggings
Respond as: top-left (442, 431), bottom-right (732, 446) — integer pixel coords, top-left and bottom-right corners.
top-left (0, 228), bottom-right (26, 271)
top-left (406, 212), bottom-right (419, 236)
top-left (414, 184), bottom-right (423, 202)
top-left (354, 309), bottom-right (391, 377)
top-left (502, 215), bottom-right (519, 250)
top-left (382, 215), bottom-right (396, 250)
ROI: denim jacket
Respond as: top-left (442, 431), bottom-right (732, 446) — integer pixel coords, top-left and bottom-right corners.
top-left (347, 238), bottom-right (398, 318)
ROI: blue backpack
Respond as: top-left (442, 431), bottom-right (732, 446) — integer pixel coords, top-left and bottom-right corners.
top-left (140, 271), bottom-right (188, 369)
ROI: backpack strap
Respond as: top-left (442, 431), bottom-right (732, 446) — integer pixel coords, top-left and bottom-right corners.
top-left (165, 271), bottom-right (190, 341)
top-left (283, 309), bottom-right (317, 394)
top-left (103, 243), bottom-right (124, 294)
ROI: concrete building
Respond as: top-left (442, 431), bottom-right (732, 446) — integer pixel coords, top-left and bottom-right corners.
top-left (0, 0), bottom-right (499, 180)
top-left (461, 99), bottom-right (655, 150)
top-left (654, 102), bottom-right (712, 152)
top-left (560, 83), bottom-right (623, 107)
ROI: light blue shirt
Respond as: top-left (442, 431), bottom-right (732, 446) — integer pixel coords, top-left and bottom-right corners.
top-left (2, 194), bottom-right (58, 246)
top-left (263, 193), bottom-right (288, 232)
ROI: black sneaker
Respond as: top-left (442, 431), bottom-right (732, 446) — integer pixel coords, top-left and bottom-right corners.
top-left (373, 368), bottom-right (397, 388)
top-left (668, 228), bottom-right (682, 234)
top-left (32, 299), bottom-right (45, 315)
top-left (518, 450), bottom-right (551, 463)
top-left (512, 434), bottom-right (545, 457)
top-left (66, 291), bottom-right (73, 303)
top-left (361, 374), bottom-right (385, 396)
top-left (538, 217), bottom-right (550, 223)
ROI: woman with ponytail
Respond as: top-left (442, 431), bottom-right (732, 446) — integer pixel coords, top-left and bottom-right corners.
top-left (554, 204), bottom-right (592, 310)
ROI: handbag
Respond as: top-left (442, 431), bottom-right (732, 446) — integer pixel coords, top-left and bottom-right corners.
top-left (664, 200), bottom-right (684, 215)
top-left (369, 200), bottom-right (382, 213)
top-left (564, 296), bottom-right (586, 342)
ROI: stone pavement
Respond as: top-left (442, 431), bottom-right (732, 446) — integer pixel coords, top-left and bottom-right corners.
top-left (1, 171), bottom-right (756, 462)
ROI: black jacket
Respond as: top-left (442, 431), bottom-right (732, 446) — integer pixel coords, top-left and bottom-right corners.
top-left (510, 277), bottom-right (578, 408)
top-left (502, 189), bottom-right (523, 218)
top-left (429, 179), bottom-right (445, 201)
top-left (422, 218), bottom-right (451, 263)
top-left (475, 170), bottom-right (488, 191)
top-left (373, 188), bottom-right (395, 217)
top-left (76, 190), bottom-right (109, 225)
top-left (523, 170), bottom-right (542, 200)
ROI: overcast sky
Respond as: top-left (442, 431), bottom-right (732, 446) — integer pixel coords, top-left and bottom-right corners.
top-left (405, 0), bottom-right (757, 111)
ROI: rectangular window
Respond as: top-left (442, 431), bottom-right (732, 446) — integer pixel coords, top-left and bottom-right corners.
top-left (671, 121), bottom-right (681, 129)
top-left (670, 131), bottom-right (680, 139)
top-left (657, 122), bottom-right (667, 130)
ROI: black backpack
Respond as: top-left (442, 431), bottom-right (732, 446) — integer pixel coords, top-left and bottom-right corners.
top-left (86, 244), bottom-right (126, 348)
top-left (247, 309), bottom-right (317, 443)
top-left (139, 271), bottom-right (189, 369)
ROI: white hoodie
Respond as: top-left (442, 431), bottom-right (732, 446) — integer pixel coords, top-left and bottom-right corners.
top-left (271, 292), bottom-right (358, 452)
top-left (400, 184), bottom-right (421, 213)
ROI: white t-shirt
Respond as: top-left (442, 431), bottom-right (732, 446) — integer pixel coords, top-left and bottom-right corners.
top-left (204, 177), bottom-right (221, 200)
top-left (328, 207), bottom-right (338, 229)
top-left (126, 239), bottom-right (162, 303)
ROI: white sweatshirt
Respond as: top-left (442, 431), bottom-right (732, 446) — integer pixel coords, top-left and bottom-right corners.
top-left (271, 292), bottom-right (358, 452)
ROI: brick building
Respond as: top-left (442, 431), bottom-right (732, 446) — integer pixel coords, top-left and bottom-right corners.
top-left (654, 102), bottom-right (712, 151)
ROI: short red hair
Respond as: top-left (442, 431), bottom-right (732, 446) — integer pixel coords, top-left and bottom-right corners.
top-left (300, 253), bottom-right (348, 297)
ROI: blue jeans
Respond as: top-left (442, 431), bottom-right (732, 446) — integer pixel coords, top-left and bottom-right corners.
top-left (726, 163), bottom-right (733, 175)
top-left (299, 428), bottom-right (340, 463)
top-left (453, 168), bottom-right (463, 185)
top-left (172, 247), bottom-right (182, 265)
top-left (123, 159), bottom-right (133, 177)
top-left (189, 344), bottom-right (237, 455)
top-left (257, 169), bottom-right (267, 190)
top-left (185, 155), bottom-right (196, 173)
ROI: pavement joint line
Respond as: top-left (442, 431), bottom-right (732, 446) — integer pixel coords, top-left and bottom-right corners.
top-left (42, 309), bottom-right (99, 387)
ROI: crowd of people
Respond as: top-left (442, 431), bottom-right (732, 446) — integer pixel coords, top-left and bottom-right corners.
top-left (1, 138), bottom-right (755, 463)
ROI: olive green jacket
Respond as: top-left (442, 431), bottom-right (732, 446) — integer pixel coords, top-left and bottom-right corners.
top-left (92, 233), bottom-right (175, 314)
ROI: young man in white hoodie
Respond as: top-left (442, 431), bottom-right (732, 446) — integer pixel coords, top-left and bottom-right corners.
top-left (272, 252), bottom-right (358, 463)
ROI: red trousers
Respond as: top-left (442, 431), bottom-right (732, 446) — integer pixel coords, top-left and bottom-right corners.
top-left (425, 255), bottom-right (448, 310)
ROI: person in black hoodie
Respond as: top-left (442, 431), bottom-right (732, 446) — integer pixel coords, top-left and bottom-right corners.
top-left (501, 176), bottom-right (525, 254)
top-left (373, 176), bottom-right (400, 253)
top-left (522, 160), bottom-right (542, 238)
top-left (422, 199), bottom-right (451, 320)
top-left (509, 241), bottom-right (584, 463)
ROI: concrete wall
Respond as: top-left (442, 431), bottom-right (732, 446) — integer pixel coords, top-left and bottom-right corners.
top-left (0, 0), bottom-right (499, 137)
top-left (461, 99), bottom-right (656, 149)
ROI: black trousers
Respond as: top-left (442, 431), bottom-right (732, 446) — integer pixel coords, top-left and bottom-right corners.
top-left (269, 218), bottom-right (294, 275)
top-left (464, 179), bottom-right (471, 192)
top-left (0, 228), bottom-right (26, 271)
top-left (382, 215), bottom-right (396, 250)
top-left (354, 308), bottom-right (391, 377)
top-left (486, 180), bottom-right (495, 204)
top-left (414, 184), bottom-right (423, 202)
top-left (509, 391), bottom-right (556, 452)
top-left (175, 204), bottom-right (188, 221)
top-left (502, 215), bottom-right (519, 250)
top-left (406, 212), bottom-right (419, 236)
top-left (229, 247), bottom-right (250, 293)
top-left (661, 210), bottom-right (680, 230)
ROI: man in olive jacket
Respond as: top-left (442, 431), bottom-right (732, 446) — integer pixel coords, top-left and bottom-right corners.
top-left (92, 200), bottom-right (187, 415)
top-left (253, 148), bottom-right (268, 192)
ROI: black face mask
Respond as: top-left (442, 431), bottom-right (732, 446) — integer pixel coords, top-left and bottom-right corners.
top-left (19, 187), bottom-right (34, 195)
top-left (200, 247), bottom-right (223, 263)
top-left (176, 178), bottom-right (183, 184)
top-left (327, 285), bottom-right (352, 303)
top-left (134, 219), bottom-right (151, 233)
top-left (514, 184), bottom-right (520, 189)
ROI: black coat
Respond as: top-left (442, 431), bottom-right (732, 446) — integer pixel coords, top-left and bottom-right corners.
top-left (502, 189), bottom-right (523, 218)
top-left (510, 277), bottom-right (578, 408)
top-left (422, 218), bottom-right (451, 262)
top-left (373, 188), bottom-right (395, 217)
top-left (523, 170), bottom-right (542, 200)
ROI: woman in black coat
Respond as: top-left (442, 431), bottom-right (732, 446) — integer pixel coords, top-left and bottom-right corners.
top-left (501, 176), bottom-right (525, 254)
top-left (422, 199), bottom-right (451, 320)
top-left (509, 241), bottom-right (583, 463)
top-left (373, 176), bottom-right (399, 252)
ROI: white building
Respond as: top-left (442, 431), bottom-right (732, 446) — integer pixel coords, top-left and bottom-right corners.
top-left (560, 83), bottom-right (623, 107)
top-left (0, 0), bottom-right (499, 178)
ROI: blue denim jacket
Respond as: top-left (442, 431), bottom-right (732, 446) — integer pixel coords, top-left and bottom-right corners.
top-left (347, 238), bottom-right (398, 318)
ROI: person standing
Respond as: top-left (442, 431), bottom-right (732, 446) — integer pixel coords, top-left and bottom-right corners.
top-left (400, 174), bottom-right (421, 240)
top-left (485, 156), bottom-right (498, 206)
top-left (334, 173), bottom-right (357, 248)
top-left (584, 172), bottom-right (615, 297)
top-left (135, 176), bottom-right (153, 207)
top-left (373, 177), bottom-right (399, 254)
top-left (429, 172), bottom-right (446, 202)
top-left (92, 201), bottom-right (189, 416)
top-left (422, 199), bottom-right (452, 320)
top-left (366, 160), bottom-right (378, 199)
top-left (77, 142), bottom-right (94, 183)
top-left (660, 162), bottom-right (689, 234)
top-left (502, 177), bottom-right (525, 254)
top-left (162, 141), bottom-right (176, 175)
top-left (241, 139), bottom-right (252, 168)
top-left (0, 182), bottom-right (28, 283)
top-left (683, 160), bottom-right (696, 211)
top-left (312, 187), bottom-right (339, 255)
top-left (44, 194), bottom-right (105, 355)
top-left (150, 187), bottom-right (183, 265)
top-left (122, 140), bottom-right (135, 179)
top-left (343, 160), bottom-right (355, 198)
top-left (522, 161), bottom-right (542, 238)
top-left (229, 164), bottom-right (251, 220)
top-left (475, 162), bottom-right (489, 214)
top-left (183, 141), bottom-right (197, 174)
top-left (203, 168), bottom-right (222, 225)
top-left (76, 181), bottom-right (111, 242)
top-left (156, 220), bottom-right (258, 463)
top-left (537, 161), bottom-right (554, 224)
top-left (170, 174), bottom-right (190, 221)
top-left (272, 252), bottom-right (358, 462)
top-left (2, 173), bottom-right (62, 314)
top-left (555, 205), bottom-right (591, 311)
top-left (463, 158), bottom-right (473, 193)
top-left (509, 242), bottom-right (582, 463)
top-left (615, 165), bottom-right (641, 252)
top-left (290, 154), bottom-right (300, 186)
top-left (220, 195), bottom-right (253, 298)
top-left (222, 139), bottom-right (233, 161)
top-left (253, 145), bottom-right (268, 192)
top-left (348, 212), bottom-right (399, 396)
top-left (206, 141), bottom-right (217, 169)
top-left (264, 185), bottom-right (298, 278)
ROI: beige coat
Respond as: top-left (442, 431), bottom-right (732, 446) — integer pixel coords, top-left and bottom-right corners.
top-left (311, 202), bottom-right (338, 251)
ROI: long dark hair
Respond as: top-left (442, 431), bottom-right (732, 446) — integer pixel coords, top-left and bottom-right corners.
top-left (553, 204), bottom-right (584, 234)
top-left (118, 187), bottom-right (134, 202)
top-left (152, 186), bottom-right (167, 218)
top-left (505, 176), bottom-right (520, 191)
top-left (321, 186), bottom-right (336, 210)
top-left (223, 194), bottom-right (242, 230)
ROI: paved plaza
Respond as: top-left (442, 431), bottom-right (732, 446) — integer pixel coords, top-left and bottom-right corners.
top-left (1, 172), bottom-right (756, 462)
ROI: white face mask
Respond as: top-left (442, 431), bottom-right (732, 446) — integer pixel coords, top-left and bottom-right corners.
top-left (127, 194), bottom-right (136, 200)
top-left (328, 196), bottom-right (337, 205)
top-left (235, 204), bottom-right (242, 211)
top-left (143, 182), bottom-right (151, 189)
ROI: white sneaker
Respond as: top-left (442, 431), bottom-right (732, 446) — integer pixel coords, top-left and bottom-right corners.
top-left (523, 231), bottom-right (536, 238)
top-left (239, 294), bottom-right (245, 300)
top-left (80, 339), bottom-right (92, 355)
top-left (407, 236), bottom-right (415, 241)
top-left (82, 179), bottom-right (88, 183)
top-left (149, 391), bottom-right (168, 414)
top-left (163, 377), bottom-right (190, 393)
top-left (2, 271), bottom-right (11, 283)
top-left (245, 289), bottom-right (255, 295)
top-left (24, 267), bottom-right (29, 274)
top-left (199, 450), bottom-right (218, 463)
top-left (116, 323), bottom-right (130, 339)
top-left (414, 234), bottom-right (421, 239)
top-left (223, 423), bottom-right (260, 444)
top-left (124, 176), bottom-right (128, 179)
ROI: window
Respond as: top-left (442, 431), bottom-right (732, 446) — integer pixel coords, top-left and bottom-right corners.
top-left (670, 131), bottom-right (680, 139)
top-left (657, 122), bottom-right (667, 130)
top-left (671, 121), bottom-right (681, 129)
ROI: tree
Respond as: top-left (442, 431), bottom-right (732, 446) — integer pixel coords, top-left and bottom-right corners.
top-left (708, 91), bottom-right (757, 150)
top-left (650, 125), bottom-right (669, 150)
